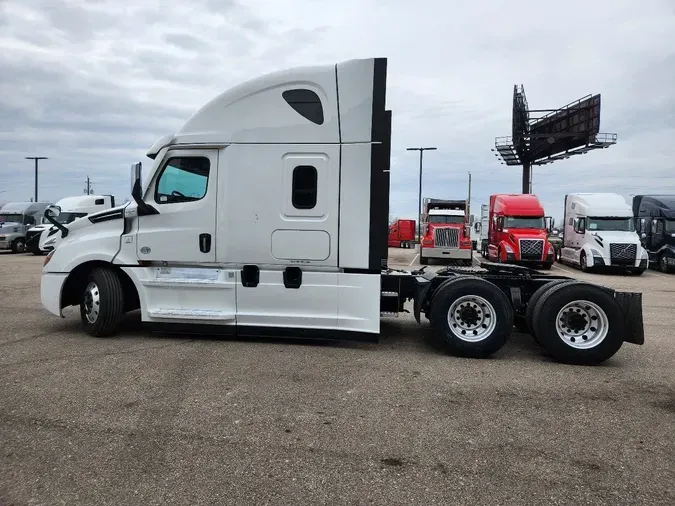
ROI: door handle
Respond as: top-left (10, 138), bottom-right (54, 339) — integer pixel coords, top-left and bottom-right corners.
top-left (199, 233), bottom-right (211, 253)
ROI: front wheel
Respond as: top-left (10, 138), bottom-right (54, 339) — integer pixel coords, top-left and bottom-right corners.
top-left (579, 252), bottom-right (590, 272)
top-left (11, 239), bottom-right (26, 254)
top-left (420, 255), bottom-right (429, 265)
top-left (430, 276), bottom-right (514, 358)
top-left (80, 267), bottom-right (125, 337)
top-left (659, 254), bottom-right (672, 273)
top-left (531, 282), bottom-right (625, 365)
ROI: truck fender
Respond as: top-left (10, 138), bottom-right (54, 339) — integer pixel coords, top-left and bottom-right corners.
top-left (580, 244), bottom-right (597, 267)
top-left (413, 277), bottom-right (433, 324)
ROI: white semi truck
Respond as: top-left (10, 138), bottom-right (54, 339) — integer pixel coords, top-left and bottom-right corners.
top-left (26, 195), bottom-right (116, 255)
top-left (559, 193), bottom-right (648, 275)
top-left (39, 57), bottom-right (645, 365)
top-left (0, 202), bottom-right (53, 253)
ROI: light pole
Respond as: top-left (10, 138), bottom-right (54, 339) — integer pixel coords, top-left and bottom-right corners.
top-left (25, 156), bottom-right (48, 202)
top-left (406, 147), bottom-right (437, 244)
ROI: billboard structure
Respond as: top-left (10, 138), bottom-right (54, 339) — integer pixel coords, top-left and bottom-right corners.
top-left (494, 85), bottom-right (617, 193)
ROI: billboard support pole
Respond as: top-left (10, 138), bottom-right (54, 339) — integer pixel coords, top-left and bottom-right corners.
top-left (522, 161), bottom-right (532, 194)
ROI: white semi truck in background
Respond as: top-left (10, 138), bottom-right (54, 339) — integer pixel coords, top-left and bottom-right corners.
top-left (0, 202), bottom-right (53, 253)
top-left (39, 57), bottom-right (646, 365)
top-left (559, 193), bottom-right (648, 275)
top-left (26, 195), bottom-right (115, 255)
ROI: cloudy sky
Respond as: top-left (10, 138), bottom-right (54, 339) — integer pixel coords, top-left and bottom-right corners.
top-left (1, 0), bottom-right (674, 223)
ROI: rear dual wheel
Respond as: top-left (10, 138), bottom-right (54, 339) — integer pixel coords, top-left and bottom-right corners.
top-left (528, 281), bottom-right (624, 365)
top-left (430, 277), bottom-right (513, 358)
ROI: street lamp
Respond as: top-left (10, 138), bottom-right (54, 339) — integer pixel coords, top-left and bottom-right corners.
top-left (406, 147), bottom-right (437, 244)
top-left (25, 156), bottom-right (48, 202)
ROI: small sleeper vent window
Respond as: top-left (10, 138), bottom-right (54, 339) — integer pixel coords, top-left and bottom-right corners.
top-left (282, 89), bottom-right (324, 125)
top-left (95, 198), bottom-right (104, 205)
top-left (292, 165), bottom-right (318, 209)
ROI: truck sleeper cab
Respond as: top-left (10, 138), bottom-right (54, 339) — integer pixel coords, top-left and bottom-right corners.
top-left (388, 219), bottom-right (416, 248)
top-left (633, 194), bottom-right (675, 273)
top-left (560, 193), bottom-right (648, 275)
top-left (40, 57), bottom-right (645, 366)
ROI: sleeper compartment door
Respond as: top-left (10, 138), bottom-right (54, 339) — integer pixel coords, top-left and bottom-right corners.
top-left (137, 149), bottom-right (217, 263)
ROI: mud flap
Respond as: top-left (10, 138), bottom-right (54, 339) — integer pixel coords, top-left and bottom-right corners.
top-left (614, 291), bottom-right (645, 345)
top-left (413, 277), bottom-right (432, 324)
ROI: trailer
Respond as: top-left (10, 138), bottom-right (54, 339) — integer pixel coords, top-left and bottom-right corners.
top-left (388, 219), bottom-right (416, 248)
top-left (40, 57), bottom-right (644, 365)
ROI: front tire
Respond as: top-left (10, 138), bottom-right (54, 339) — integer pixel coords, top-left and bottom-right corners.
top-left (420, 255), bottom-right (429, 265)
top-left (579, 252), bottom-right (590, 272)
top-left (80, 267), bottom-right (125, 337)
top-left (531, 282), bottom-right (625, 365)
top-left (659, 254), bottom-right (672, 273)
top-left (11, 238), bottom-right (26, 254)
top-left (430, 276), bottom-right (514, 358)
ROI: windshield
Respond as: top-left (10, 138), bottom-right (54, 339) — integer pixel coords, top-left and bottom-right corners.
top-left (429, 215), bottom-right (465, 224)
top-left (56, 212), bottom-right (88, 224)
top-left (665, 220), bottom-right (675, 233)
top-left (0, 213), bottom-right (23, 224)
top-left (504, 216), bottom-right (545, 229)
top-left (588, 217), bottom-right (635, 232)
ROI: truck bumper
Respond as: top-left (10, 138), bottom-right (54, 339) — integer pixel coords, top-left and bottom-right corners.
top-left (0, 240), bottom-right (11, 250)
top-left (590, 255), bottom-right (648, 270)
top-left (41, 273), bottom-right (68, 317)
top-left (422, 247), bottom-right (472, 260)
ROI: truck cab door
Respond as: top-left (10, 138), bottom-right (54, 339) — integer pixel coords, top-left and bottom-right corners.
top-left (136, 149), bottom-right (217, 263)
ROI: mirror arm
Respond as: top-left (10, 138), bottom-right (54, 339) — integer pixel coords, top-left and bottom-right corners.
top-left (43, 209), bottom-right (68, 238)
top-left (132, 178), bottom-right (159, 216)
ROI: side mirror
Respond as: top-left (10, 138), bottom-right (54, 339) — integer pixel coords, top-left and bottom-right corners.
top-left (474, 222), bottom-right (481, 233)
top-left (45, 205), bottom-right (61, 218)
top-left (641, 233), bottom-right (647, 239)
top-left (130, 162), bottom-right (142, 197)
top-left (130, 161), bottom-right (159, 216)
top-left (43, 205), bottom-right (68, 238)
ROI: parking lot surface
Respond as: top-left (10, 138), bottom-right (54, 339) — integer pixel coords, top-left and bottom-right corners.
top-left (1, 249), bottom-right (674, 505)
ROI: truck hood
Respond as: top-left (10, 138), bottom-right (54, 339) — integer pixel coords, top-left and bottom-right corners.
top-left (502, 228), bottom-right (546, 238)
top-left (44, 204), bottom-right (127, 249)
top-left (28, 224), bottom-right (52, 233)
top-left (0, 222), bottom-right (22, 233)
top-left (589, 231), bottom-right (640, 244)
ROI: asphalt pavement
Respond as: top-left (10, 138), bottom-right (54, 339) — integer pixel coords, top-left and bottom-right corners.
top-left (1, 249), bottom-right (674, 505)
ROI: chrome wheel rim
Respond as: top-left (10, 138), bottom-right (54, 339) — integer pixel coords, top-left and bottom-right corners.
top-left (555, 299), bottom-right (608, 349)
top-left (83, 282), bottom-right (101, 324)
top-left (447, 295), bottom-right (496, 342)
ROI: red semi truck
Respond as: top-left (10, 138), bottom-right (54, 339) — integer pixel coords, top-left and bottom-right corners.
top-left (486, 194), bottom-right (556, 269)
top-left (388, 219), bottom-right (416, 248)
top-left (420, 198), bottom-right (472, 265)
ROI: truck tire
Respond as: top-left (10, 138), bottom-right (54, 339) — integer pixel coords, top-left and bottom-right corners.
top-left (659, 254), bottom-right (672, 273)
top-left (579, 252), bottom-right (590, 272)
top-left (525, 279), bottom-right (580, 341)
top-left (80, 267), bottom-right (125, 337)
top-left (531, 282), bottom-right (625, 365)
top-left (430, 277), bottom-right (513, 358)
top-left (11, 238), bottom-right (26, 254)
top-left (420, 255), bottom-right (429, 265)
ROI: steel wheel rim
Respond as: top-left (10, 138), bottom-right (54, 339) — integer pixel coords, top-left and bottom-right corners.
top-left (661, 256), bottom-right (667, 271)
top-left (83, 282), bottom-right (101, 324)
top-left (555, 299), bottom-right (608, 349)
top-left (16, 241), bottom-right (25, 253)
top-left (447, 294), bottom-right (497, 342)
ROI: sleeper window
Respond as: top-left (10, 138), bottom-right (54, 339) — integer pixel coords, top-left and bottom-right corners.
top-left (292, 165), bottom-right (317, 209)
top-left (282, 89), bottom-right (324, 125)
top-left (155, 157), bottom-right (210, 204)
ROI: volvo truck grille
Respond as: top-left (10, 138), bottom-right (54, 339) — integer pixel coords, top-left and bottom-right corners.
top-left (25, 230), bottom-right (40, 244)
top-left (434, 228), bottom-right (459, 248)
top-left (610, 243), bottom-right (637, 265)
top-left (519, 239), bottom-right (544, 260)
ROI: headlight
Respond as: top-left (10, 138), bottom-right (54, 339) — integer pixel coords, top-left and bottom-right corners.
top-left (504, 244), bottom-right (514, 253)
top-left (590, 248), bottom-right (602, 257)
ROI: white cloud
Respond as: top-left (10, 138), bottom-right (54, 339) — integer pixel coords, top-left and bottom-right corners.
top-left (1, 0), bottom-right (674, 223)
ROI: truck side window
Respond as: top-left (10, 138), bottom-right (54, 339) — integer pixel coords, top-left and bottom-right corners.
top-left (292, 165), bottom-right (317, 209)
top-left (24, 215), bottom-right (35, 226)
top-left (282, 89), bottom-right (324, 125)
top-left (155, 157), bottom-right (210, 204)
